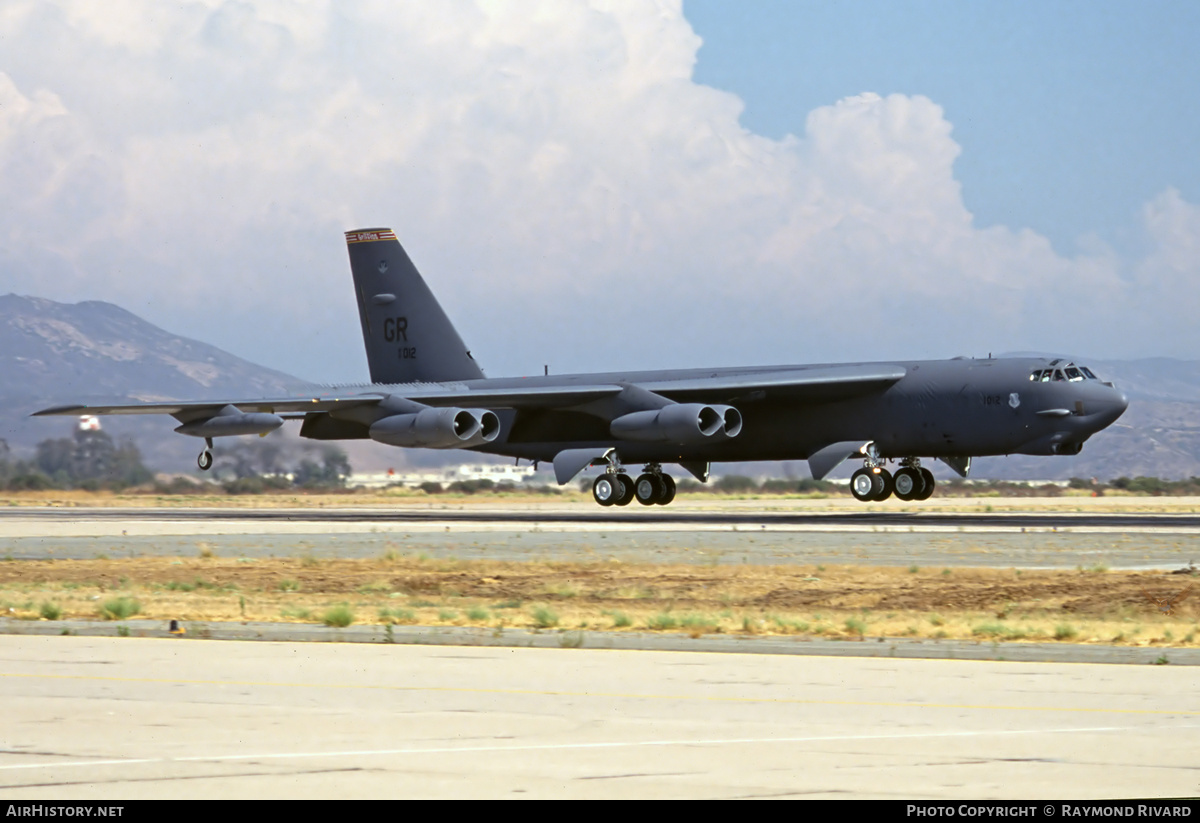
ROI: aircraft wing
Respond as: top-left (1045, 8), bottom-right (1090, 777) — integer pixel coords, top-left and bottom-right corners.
top-left (32, 364), bottom-right (905, 420)
top-left (33, 396), bottom-right (386, 421)
top-left (407, 364), bottom-right (905, 408)
top-left (639, 364), bottom-right (907, 404)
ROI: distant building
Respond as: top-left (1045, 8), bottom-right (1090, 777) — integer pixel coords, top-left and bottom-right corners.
top-left (78, 415), bottom-right (101, 431)
top-left (349, 462), bottom-right (542, 490)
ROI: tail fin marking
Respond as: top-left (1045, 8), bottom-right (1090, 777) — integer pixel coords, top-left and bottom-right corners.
top-left (345, 229), bottom-right (485, 385)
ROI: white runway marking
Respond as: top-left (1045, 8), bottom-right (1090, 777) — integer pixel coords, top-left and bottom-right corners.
top-left (0, 724), bottom-right (1157, 772)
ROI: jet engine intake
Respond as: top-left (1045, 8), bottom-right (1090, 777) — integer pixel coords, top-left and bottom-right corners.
top-left (611, 403), bottom-right (742, 444)
top-left (369, 407), bottom-right (500, 449)
top-left (174, 406), bottom-right (284, 438)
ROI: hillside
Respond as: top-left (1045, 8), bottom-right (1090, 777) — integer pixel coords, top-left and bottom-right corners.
top-left (0, 294), bottom-right (312, 469)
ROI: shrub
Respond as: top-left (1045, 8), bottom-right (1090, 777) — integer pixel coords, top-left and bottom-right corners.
top-left (99, 597), bottom-right (140, 620)
top-left (322, 605), bottom-right (354, 627)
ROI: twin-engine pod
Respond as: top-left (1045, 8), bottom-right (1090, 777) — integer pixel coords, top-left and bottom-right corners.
top-left (369, 407), bottom-right (500, 449)
top-left (174, 405), bottom-right (284, 438)
top-left (610, 403), bottom-right (742, 444)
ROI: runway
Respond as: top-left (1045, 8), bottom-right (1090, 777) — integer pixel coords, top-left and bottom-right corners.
top-left (4, 504), bottom-right (1200, 531)
top-left (0, 635), bottom-right (1196, 799)
top-left (1, 504), bottom-right (1197, 570)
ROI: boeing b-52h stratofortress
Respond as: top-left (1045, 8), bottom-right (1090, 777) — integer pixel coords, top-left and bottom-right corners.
top-left (35, 228), bottom-right (1129, 506)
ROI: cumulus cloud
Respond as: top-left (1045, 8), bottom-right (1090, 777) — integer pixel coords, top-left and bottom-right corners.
top-left (0, 0), bottom-right (1196, 383)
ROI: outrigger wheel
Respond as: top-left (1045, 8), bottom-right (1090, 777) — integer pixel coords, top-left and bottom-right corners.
top-left (197, 438), bottom-right (215, 472)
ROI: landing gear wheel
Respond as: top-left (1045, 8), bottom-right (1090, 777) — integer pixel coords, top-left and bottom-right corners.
top-left (592, 475), bottom-right (620, 507)
top-left (615, 473), bottom-right (635, 506)
top-left (850, 468), bottom-right (876, 502)
top-left (893, 467), bottom-right (924, 501)
top-left (635, 473), bottom-right (663, 506)
top-left (916, 468), bottom-right (936, 500)
top-left (197, 450), bottom-right (213, 471)
top-left (659, 474), bottom-right (676, 506)
top-left (871, 468), bottom-right (894, 501)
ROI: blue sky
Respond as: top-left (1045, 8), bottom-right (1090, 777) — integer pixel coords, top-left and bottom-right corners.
top-left (687, 0), bottom-right (1200, 256)
top-left (1, 1), bottom-right (1198, 384)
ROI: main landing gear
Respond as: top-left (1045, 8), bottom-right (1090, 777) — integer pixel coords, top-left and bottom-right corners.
top-left (850, 453), bottom-right (935, 502)
top-left (197, 438), bottom-right (214, 471)
top-left (592, 460), bottom-right (677, 507)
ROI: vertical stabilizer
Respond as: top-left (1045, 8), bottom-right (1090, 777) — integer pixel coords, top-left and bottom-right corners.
top-left (345, 229), bottom-right (485, 384)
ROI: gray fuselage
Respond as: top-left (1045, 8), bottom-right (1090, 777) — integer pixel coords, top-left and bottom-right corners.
top-left (367, 355), bottom-right (1128, 467)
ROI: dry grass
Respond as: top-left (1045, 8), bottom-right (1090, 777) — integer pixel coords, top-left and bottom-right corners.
top-left (1, 554), bottom-right (1196, 646)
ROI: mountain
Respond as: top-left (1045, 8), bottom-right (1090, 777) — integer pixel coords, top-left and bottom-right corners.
top-left (0, 294), bottom-right (312, 468)
top-left (1, 294), bottom-right (1198, 480)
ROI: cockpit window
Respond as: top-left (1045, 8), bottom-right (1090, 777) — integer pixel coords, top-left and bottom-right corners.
top-left (1031, 362), bottom-right (1099, 382)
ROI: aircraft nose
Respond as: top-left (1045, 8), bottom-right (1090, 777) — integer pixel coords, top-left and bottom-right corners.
top-left (1095, 385), bottom-right (1129, 427)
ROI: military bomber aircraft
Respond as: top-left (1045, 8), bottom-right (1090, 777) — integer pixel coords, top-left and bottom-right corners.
top-left (35, 228), bottom-right (1129, 506)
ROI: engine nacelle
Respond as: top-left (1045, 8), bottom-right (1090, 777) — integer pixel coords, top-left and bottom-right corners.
top-left (610, 403), bottom-right (742, 444)
top-left (369, 407), bottom-right (500, 449)
top-left (175, 406), bottom-right (284, 438)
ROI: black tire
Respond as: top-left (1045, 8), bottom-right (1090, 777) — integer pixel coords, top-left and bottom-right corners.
top-left (659, 474), bottom-right (676, 505)
top-left (615, 474), bottom-right (635, 506)
top-left (635, 473), bottom-right (663, 506)
top-left (197, 450), bottom-right (213, 471)
top-left (916, 468), bottom-right (936, 500)
top-left (893, 467), bottom-right (924, 501)
top-left (850, 468), bottom-right (875, 502)
top-left (593, 475), bottom-right (619, 506)
top-left (871, 468), bottom-right (894, 501)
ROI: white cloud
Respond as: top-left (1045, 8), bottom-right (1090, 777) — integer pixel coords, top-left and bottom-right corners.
top-left (0, 0), bottom-right (1196, 382)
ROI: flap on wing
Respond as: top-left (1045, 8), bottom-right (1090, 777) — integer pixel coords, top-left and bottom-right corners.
top-left (641, 365), bottom-right (907, 404)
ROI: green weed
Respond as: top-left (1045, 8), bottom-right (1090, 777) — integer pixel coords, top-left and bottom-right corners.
top-left (322, 605), bottom-right (354, 627)
top-left (531, 606), bottom-right (559, 628)
top-left (99, 597), bottom-right (140, 621)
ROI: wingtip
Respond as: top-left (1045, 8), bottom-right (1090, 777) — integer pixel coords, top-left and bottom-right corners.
top-left (31, 405), bottom-right (87, 417)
